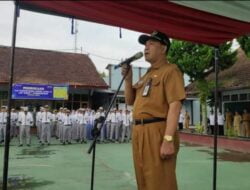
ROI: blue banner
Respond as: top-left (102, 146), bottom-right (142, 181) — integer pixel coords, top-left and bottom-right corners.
top-left (12, 83), bottom-right (68, 100)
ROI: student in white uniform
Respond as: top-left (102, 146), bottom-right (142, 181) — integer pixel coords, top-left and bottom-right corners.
top-left (95, 107), bottom-right (105, 143)
top-left (18, 107), bottom-right (33, 146)
top-left (109, 109), bottom-right (117, 142)
top-left (121, 109), bottom-right (130, 143)
top-left (51, 110), bottom-right (57, 137)
top-left (36, 107), bottom-right (43, 142)
top-left (106, 111), bottom-right (112, 142)
top-left (0, 106), bottom-right (8, 144)
top-left (209, 111), bottom-right (215, 135)
top-left (178, 111), bottom-right (184, 130)
top-left (77, 109), bottom-right (88, 143)
top-left (115, 109), bottom-right (122, 142)
top-left (218, 111), bottom-right (224, 136)
top-left (40, 105), bottom-right (52, 145)
top-left (10, 108), bottom-right (18, 138)
top-left (62, 109), bottom-right (73, 145)
top-left (56, 107), bottom-right (64, 141)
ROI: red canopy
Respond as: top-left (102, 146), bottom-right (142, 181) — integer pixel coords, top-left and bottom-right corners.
top-left (19, 1), bottom-right (250, 46)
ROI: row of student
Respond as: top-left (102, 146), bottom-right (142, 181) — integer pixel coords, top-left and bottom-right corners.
top-left (0, 105), bottom-right (134, 146)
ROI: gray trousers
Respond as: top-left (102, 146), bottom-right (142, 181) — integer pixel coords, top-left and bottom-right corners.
top-left (109, 122), bottom-right (117, 140)
top-left (36, 121), bottom-right (42, 140)
top-left (0, 123), bottom-right (6, 142)
top-left (41, 123), bottom-right (51, 144)
top-left (57, 121), bottom-right (63, 141)
top-left (97, 123), bottom-right (105, 141)
top-left (121, 124), bottom-right (130, 143)
top-left (63, 125), bottom-right (72, 143)
top-left (106, 122), bottom-right (111, 140)
top-left (115, 122), bottom-right (122, 141)
top-left (19, 125), bottom-right (31, 145)
top-left (79, 124), bottom-right (87, 141)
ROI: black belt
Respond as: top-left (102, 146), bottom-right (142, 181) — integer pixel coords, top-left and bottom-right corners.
top-left (134, 117), bottom-right (165, 125)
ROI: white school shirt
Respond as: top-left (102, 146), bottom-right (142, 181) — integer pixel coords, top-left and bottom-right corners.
top-left (18, 112), bottom-right (33, 126)
top-left (218, 114), bottom-right (224, 125)
top-left (0, 112), bottom-right (7, 123)
top-left (41, 111), bottom-right (52, 123)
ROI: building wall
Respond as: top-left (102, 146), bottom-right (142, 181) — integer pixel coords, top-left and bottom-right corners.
top-left (104, 65), bottom-right (148, 91)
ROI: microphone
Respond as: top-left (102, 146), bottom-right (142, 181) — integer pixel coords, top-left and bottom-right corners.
top-left (114, 52), bottom-right (143, 69)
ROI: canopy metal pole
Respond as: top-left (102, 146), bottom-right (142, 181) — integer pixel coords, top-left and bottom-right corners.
top-left (213, 47), bottom-right (219, 190)
top-left (2, 1), bottom-right (19, 189)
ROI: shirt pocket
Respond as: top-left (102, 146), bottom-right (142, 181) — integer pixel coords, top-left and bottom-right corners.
top-left (152, 78), bottom-right (160, 86)
top-left (133, 81), bottom-right (144, 95)
top-left (150, 78), bottom-right (161, 98)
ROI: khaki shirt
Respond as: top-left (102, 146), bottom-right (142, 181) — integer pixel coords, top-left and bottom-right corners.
top-left (242, 113), bottom-right (250, 121)
top-left (226, 112), bottom-right (233, 122)
top-left (132, 62), bottom-right (186, 119)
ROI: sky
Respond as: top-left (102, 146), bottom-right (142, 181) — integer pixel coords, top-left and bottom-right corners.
top-left (0, 1), bottom-right (151, 74)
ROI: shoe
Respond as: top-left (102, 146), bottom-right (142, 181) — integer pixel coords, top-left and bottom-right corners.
top-left (19, 144), bottom-right (23, 147)
top-left (41, 143), bottom-right (44, 146)
top-left (48, 143), bottom-right (50, 146)
top-left (27, 144), bottom-right (30, 147)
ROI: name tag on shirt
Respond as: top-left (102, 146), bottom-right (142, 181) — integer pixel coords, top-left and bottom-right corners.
top-left (142, 78), bottom-right (152, 97)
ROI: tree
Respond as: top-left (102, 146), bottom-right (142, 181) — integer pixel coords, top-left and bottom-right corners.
top-left (168, 40), bottom-right (236, 130)
top-left (237, 36), bottom-right (250, 58)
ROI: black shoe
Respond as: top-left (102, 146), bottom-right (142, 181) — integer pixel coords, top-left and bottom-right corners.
top-left (41, 143), bottom-right (44, 146)
top-left (48, 143), bottom-right (50, 146)
top-left (27, 144), bottom-right (30, 147)
top-left (19, 144), bottom-right (23, 147)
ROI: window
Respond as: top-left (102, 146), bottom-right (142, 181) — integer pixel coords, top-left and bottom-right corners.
top-left (0, 91), bottom-right (8, 99)
top-left (240, 94), bottom-right (247, 101)
top-left (231, 94), bottom-right (238, 101)
top-left (74, 94), bottom-right (81, 101)
top-left (223, 95), bottom-right (230, 101)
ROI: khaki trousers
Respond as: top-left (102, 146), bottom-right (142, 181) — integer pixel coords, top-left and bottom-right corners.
top-left (132, 121), bottom-right (179, 190)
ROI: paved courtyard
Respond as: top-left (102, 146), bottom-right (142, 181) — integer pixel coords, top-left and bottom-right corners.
top-left (1, 138), bottom-right (250, 190)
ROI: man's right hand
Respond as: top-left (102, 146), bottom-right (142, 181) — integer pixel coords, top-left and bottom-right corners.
top-left (121, 64), bottom-right (132, 81)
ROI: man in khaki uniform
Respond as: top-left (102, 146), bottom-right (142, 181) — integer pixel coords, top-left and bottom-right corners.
top-left (242, 109), bottom-right (250, 137)
top-left (225, 109), bottom-right (233, 135)
top-left (122, 31), bottom-right (185, 190)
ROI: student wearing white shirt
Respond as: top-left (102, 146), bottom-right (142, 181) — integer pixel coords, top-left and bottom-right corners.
top-left (0, 106), bottom-right (7, 144)
top-left (121, 110), bottom-right (130, 143)
top-left (115, 110), bottom-right (122, 142)
top-left (178, 111), bottom-right (184, 130)
top-left (10, 109), bottom-right (18, 138)
top-left (62, 110), bottom-right (73, 145)
top-left (109, 109), bottom-right (117, 142)
top-left (36, 107), bottom-right (43, 142)
top-left (40, 105), bottom-right (52, 145)
top-left (78, 109), bottom-right (88, 143)
top-left (106, 112), bottom-right (112, 142)
top-left (18, 107), bottom-right (33, 146)
top-left (51, 110), bottom-right (57, 137)
top-left (56, 108), bottom-right (65, 141)
top-left (95, 107), bottom-right (105, 143)
top-left (209, 111), bottom-right (215, 135)
top-left (218, 111), bottom-right (224, 136)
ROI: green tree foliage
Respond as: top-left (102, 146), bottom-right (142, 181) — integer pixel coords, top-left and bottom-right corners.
top-left (168, 40), bottom-right (236, 128)
top-left (237, 36), bottom-right (250, 58)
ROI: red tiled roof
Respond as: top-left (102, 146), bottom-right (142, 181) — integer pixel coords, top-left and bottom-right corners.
top-left (0, 46), bottom-right (108, 89)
